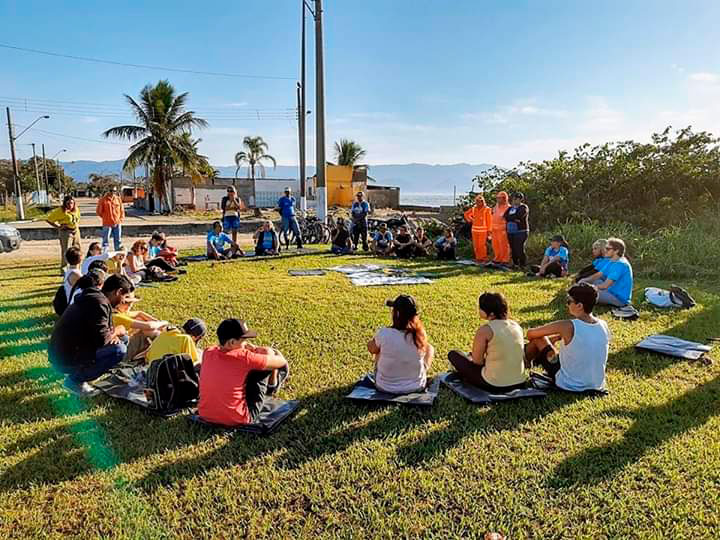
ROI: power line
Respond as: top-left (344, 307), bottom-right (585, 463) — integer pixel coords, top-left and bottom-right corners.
top-left (0, 43), bottom-right (296, 81)
top-left (12, 124), bottom-right (129, 146)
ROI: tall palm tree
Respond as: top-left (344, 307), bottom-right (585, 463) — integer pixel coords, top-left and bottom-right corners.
top-left (103, 80), bottom-right (208, 210)
top-left (334, 139), bottom-right (367, 167)
top-left (234, 136), bottom-right (277, 184)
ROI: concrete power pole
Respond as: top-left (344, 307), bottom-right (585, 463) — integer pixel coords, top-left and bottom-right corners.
top-left (41, 144), bottom-right (49, 195)
top-left (298, 0), bottom-right (307, 212)
top-left (31, 143), bottom-right (42, 199)
top-left (314, 0), bottom-right (327, 221)
top-left (5, 107), bottom-right (25, 220)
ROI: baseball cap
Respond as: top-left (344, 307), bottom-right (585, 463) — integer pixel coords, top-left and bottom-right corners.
top-left (217, 318), bottom-right (258, 344)
top-left (385, 294), bottom-right (418, 316)
top-left (550, 234), bottom-right (566, 244)
top-left (182, 318), bottom-right (207, 339)
top-left (284, 186), bottom-right (291, 192)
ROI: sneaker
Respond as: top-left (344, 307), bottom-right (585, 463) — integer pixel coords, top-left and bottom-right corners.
top-left (63, 377), bottom-right (101, 397)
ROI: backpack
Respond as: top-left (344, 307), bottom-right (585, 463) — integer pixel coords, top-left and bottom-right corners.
top-left (53, 284), bottom-right (68, 316)
top-left (144, 353), bottom-right (199, 413)
top-left (669, 285), bottom-right (696, 309)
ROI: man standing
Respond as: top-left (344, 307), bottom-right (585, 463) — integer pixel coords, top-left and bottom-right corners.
top-left (350, 191), bottom-right (370, 251)
top-left (96, 186), bottom-right (125, 251)
top-left (46, 195), bottom-right (82, 273)
top-left (49, 274), bottom-right (134, 396)
top-left (464, 195), bottom-right (492, 262)
top-left (277, 187), bottom-right (303, 249)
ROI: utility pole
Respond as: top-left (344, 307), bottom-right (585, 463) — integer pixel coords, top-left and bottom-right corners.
top-left (5, 107), bottom-right (24, 220)
top-left (298, 0), bottom-right (307, 212)
top-left (41, 144), bottom-right (49, 195)
top-left (30, 143), bottom-right (42, 200)
top-left (314, 0), bottom-right (327, 221)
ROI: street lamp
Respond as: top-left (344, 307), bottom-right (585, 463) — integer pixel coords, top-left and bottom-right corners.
top-left (52, 149), bottom-right (68, 196)
top-left (5, 109), bottom-right (50, 219)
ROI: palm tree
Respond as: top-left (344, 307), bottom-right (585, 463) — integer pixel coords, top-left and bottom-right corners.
top-left (234, 136), bottom-right (277, 184)
top-left (334, 139), bottom-right (367, 167)
top-left (103, 80), bottom-right (208, 210)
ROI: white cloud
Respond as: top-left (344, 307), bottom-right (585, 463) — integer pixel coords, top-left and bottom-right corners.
top-left (581, 96), bottom-right (624, 132)
top-left (225, 102), bottom-right (249, 107)
top-left (81, 116), bottom-right (99, 124)
top-left (464, 99), bottom-right (568, 126)
top-left (689, 72), bottom-right (719, 83)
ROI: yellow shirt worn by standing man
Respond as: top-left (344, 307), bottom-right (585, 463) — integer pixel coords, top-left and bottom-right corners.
top-left (47, 207), bottom-right (81, 231)
top-left (145, 328), bottom-right (200, 364)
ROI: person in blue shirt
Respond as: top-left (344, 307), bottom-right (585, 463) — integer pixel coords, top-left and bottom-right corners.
top-left (574, 238), bottom-right (609, 282)
top-left (207, 221), bottom-right (242, 260)
top-left (371, 222), bottom-right (394, 256)
top-left (277, 187), bottom-right (303, 249)
top-left (350, 191), bottom-right (370, 251)
top-left (530, 234), bottom-right (569, 277)
top-left (581, 237), bottom-right (633, 306)
top-left (436, 228), bottom-right (457, 260)
top-left (254, 220), bottom-right (280, 256)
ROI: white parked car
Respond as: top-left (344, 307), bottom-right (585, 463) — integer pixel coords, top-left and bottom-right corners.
top-left (0, 224), bottom-right (22, 253)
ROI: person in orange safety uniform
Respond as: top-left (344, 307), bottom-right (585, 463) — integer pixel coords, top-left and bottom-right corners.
top-left (490, 191), bottom-right (511, 265)
top-left (464, 195), bottom-right (492, 262)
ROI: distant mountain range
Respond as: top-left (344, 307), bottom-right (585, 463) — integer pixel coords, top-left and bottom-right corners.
top-left (60, 160), bottom-right (494, 194)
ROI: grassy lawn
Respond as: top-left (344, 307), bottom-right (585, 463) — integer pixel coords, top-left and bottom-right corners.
top-left (0, 204), bottom-right (47, 223)
top-left (1, 251), bottom-right (719, 538)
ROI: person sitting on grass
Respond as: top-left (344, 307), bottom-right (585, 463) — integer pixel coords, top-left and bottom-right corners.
top-left (448, 292), bottom-right (527, 392)
top-left (145, 318), bottom-right (207, 365)
top-left (126, 240), bottom-right (178, 282)
top-left (413, 227), bottom-right (433, 257)
top-left (112, 292), bottom-right (169, 362)
top-left (580, 237), bottom-right (633, 307)
top-left (393, 225), bottom-right (416, 259)
top-left (529, 234), bottom-right (570, 278)
top-left (525, 282), bottom-right (610, 392)
top-left (574, 238), bottom-right (609, 283)
top-left (367, 295), bottom-right (435, 394)
top-left (207, 220), bottom-right (243, 260)
top-left (371, 222), bottom-right (394, 256)
top-left (63, 247), bottom-right (83, 303)
top-left (81, 242), bottom-right (126, 275)
top-left (149, 231), bottom-right (181, 267)
top-left (198, 318), bottom-right (289, 427)
top-left (68, 267), bottom-right (107, 305)
top-left (254, 220), bottom-right (280, 256)
top-left (49, 274), bottom-right (133, 397)
top-left (436, 228), bottom-right (457, 260)
top-left (330, 217), bottom-right (354, 255)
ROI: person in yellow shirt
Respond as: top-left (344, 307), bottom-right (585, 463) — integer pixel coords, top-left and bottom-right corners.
top-left (145, 318), bottom-right (207, 364)
top-left (46, 195), bottom-right (82, 273)
top-left (463, 195), bottom-right (492, 262)
top-left (112, 294), bottom-right (169, 362)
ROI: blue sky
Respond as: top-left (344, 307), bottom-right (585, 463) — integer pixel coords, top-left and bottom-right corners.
top-left (2, 0), bottom-right (719, 168)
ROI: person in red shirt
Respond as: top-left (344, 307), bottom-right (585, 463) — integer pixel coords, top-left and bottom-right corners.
top-left (198, 318), bottom-right (289, 426)
top-left (96, 186), bottom-right (125, 251)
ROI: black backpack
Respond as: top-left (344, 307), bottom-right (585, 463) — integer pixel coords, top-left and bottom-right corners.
top-left (669, 285), bottom-right (697, 309)
top-left (145, 354), bottom-right (199, 414)
top-left (53, 285), bottom-right (68, 316)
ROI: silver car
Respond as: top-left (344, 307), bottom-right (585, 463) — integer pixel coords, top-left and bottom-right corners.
top-left (0, 223), bottom-right (22, 253)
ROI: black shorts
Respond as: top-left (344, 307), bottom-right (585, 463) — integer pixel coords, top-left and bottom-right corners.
top-left (533, 345), bottom-right (560, 379)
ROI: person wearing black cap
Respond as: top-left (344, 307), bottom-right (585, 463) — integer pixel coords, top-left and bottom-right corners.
top-left (503, 192), bottom-right (530, 268)
top-left (529, 234), bottom-right (570, 278)
top-left (145, 318), bottom-right (207, 365)
top-left (367, 295), bottom-right (434, 394)
top-left (198, 318), bottom-right (289, 426)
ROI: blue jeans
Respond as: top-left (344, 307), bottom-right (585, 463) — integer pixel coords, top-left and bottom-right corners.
top-left (331, 245), bottom-right (352, 255)
top-left (68, 342), bottom-right (127, 383)
top-left (101, 225), bottom-right (122, 250)
top-left (223, 215), bottom-right (240, 232)
top-left (281, 216), bottom-right (302, 245)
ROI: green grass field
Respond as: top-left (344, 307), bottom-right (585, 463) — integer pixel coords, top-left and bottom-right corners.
top-left (1, 252), bottom-right (719, 538)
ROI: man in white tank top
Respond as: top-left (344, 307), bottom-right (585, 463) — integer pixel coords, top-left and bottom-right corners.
top-left (524, 283), bottom-right (610, 392)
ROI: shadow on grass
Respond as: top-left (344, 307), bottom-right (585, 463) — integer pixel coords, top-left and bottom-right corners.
top-left (0, 314), bottom-right (55, 334)
top-left (549, 374), bottom-right (720, 488)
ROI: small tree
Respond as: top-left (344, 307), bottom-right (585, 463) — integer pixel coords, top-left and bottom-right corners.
top-left (234, 136), bottom-right (277, 184)
top-left (334, 139), bottom-right (366, 167)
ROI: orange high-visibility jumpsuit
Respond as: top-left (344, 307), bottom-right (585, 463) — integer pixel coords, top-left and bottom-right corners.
top-left (491, 204), bottom-right (510, 264)
top-left (464, 205), bottom-right (492, 262)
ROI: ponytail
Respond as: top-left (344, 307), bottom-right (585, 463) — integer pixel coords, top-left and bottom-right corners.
top-left (392, 312), bottom-right (429, 352)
